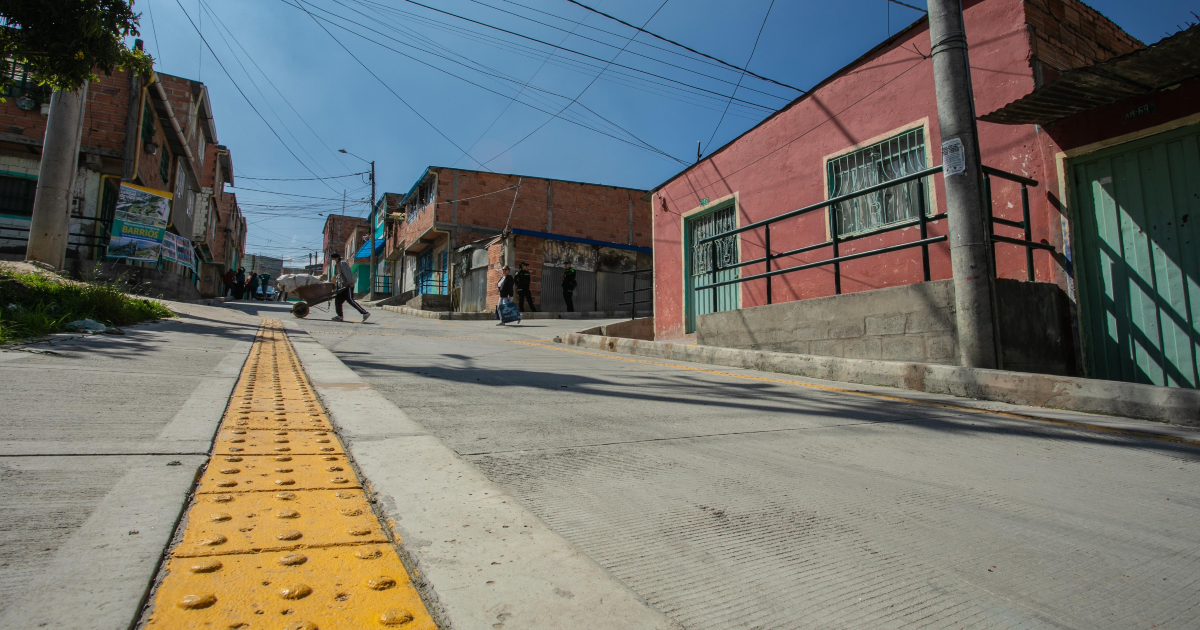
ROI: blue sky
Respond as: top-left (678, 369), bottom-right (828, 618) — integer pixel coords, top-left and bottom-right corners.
top-left (131, 0), bottom-right (1199, 264)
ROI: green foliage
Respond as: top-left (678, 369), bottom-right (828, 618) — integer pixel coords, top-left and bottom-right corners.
top-left (0, 268), bottom-right (173, 343)
top-left (0, 1), bottom-right (153, 95)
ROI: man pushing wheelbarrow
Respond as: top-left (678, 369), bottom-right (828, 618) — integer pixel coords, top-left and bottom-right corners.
top-left (283, 252), bottom-right (370, 322)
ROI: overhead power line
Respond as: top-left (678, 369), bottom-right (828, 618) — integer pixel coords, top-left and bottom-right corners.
top-left (328, 0), bottom-right (685, 162)
top-left (388, 0), bottom-right (777, 111)
top-left (291, 0), bottom-right (492, 170)
top-left (703, 0), bottom-right (776, 156)
top-left (480, 0), bottom-right (673, 167)
top-left (348, 0), bottom-right (763, 120)
top-left (230, 186), bottom-right (371, 201)
top-left (200, 0), bottom-right (356, 179)
top-left (564, 0), bottom-right (805, 94)
top-left (236, 171), bottom-right (369, 181)
top-left (172, 0), bottom-right (342, 193)
top-left (460, 0), bottom-right (790, 104)
top-left (281, 0), bottom-right (688, 164)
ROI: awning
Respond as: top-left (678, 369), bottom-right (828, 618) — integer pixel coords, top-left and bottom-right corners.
top-left (979, 25), bottom-right (1200, 126)
top-left (354, 238), bottom-right (385, 259)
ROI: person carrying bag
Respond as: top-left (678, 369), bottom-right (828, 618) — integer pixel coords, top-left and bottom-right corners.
top-left (496, 265), bottom-right (520, 325)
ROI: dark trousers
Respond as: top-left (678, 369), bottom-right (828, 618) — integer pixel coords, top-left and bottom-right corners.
top-left (517, 290), bottom-right (537, 312)
top-left (563, 290), bottom-right (574, 312)
top-left (335, 287), bottom-right (367, 318)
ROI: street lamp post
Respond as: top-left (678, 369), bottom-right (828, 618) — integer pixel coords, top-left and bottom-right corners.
top-left (339, 150), bottom-right (377, 299)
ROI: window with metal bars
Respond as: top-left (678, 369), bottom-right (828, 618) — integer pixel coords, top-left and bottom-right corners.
top-left (142, 100), bottom-right (157, 145)
top-left (2, 58), bottom-right (48, 101)
top-left (0, 174), bottom-right (37, 217)
top-left (826, 127), bottom-right (929, 237)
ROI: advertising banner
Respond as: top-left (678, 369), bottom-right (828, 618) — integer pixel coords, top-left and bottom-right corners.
top-left (108, 183), bottom-right (172, 262)
top-left (162, 232), bottom-right (197, 271)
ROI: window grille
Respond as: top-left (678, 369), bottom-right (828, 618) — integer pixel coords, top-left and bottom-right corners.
top-left (406, 178), bottom-right (435, 224)
top-left (142, 101), bottom-right (157, 145)
top-left (826, 128), bottom-right (929, 237)
top-left (160, 148), bottom-right (171, 185)
top-left (0, 175), bottom-right (37, 217)
top-left (2, 58), bottom-right (47, 101)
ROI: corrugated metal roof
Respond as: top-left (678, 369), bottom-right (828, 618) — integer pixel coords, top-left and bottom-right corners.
top-left (980, 25), bottom-right (1200, 126)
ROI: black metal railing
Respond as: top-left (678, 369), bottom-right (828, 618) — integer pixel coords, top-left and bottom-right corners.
top-left (982, 165), bottom-right (1052, 282)
top-left (617, 267), bottom-right (653, 320)
top-left (696, 164), bottom-right (1052, 311)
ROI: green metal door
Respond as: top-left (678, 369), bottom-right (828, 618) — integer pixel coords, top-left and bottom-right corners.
top-left (685, 204), bottom-right (739, 333)
top-left (1072, 125), bottom-right (1200, 388)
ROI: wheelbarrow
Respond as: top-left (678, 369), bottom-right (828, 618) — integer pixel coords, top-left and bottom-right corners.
top-left (290, 281), bottom-right (338, 318)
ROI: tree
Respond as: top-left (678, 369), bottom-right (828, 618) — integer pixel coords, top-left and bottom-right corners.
top-left (1, 0), bottom-right (152, 96)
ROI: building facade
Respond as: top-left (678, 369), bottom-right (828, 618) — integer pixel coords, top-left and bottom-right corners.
top-left (382, 168), bottom-right (649, 313)
top-left (1, 48), bottom-right (245, 299)
top-left (649, 0), bottom-right (1174, 385)
top-left (981, 25), bottom-right (1200, 388)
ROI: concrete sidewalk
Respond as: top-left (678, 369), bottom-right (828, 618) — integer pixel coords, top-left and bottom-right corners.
top-left (0, 302), bottom-right (259, 630)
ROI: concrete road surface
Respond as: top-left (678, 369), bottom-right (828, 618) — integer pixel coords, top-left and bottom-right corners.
top-left (238, 301), bottom-right (1200, 630)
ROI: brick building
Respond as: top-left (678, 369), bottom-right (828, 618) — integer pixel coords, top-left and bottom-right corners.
top-left (321, 214), bottom-right (367, 279)
top-left (0, 48), bottom-right (245, 299)
top-left (382, 168), bottom-right (649, 313)
top-left (649, 0), bottom-right (1200, 390)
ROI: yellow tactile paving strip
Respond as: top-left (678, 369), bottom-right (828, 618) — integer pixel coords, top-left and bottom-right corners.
top-left (144, 319), bottom-right (436, 630)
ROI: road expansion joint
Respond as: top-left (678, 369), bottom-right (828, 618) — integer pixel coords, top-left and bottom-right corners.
top-left (137, 319), bottom-right (437, 630)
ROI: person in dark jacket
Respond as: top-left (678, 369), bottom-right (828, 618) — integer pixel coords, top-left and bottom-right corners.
top-left (496, 265), bottom-right (517, 325)
top-left (247, 273), bottom-right (260, 300)
top-left (234, 267), bottom-right (246, 300)
top-left (222, 269), bottom-right (235, 297)
top-left (514, 262), bottom-right (537, 312)
top-left (561, 261), bottom-right (577, 312)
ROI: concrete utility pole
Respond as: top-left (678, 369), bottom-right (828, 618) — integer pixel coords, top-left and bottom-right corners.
top-left (928, 0), bottom-right (998, 369)
top-left (367, 160), bottom-right (377, 299)
top-left (26, 83), bottom-right (89, 270)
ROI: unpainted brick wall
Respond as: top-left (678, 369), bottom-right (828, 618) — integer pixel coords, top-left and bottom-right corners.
top-left (1, 70), bottom-right (133, 153)
top-left (432, 169), bottom-right (650, 248)
top-left (1023, 0), bottom-right (1143, 79)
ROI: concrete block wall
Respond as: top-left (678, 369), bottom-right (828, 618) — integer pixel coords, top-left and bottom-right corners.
top-left (699, 280), bottom-right (959, 364)
top-left (697, 279), bottom-right (1076, 376)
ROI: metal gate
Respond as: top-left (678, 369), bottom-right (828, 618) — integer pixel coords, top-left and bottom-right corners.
top-left (461, 267), bottom-right (488, 312)
top-left (685, 204), bottom-right (739, 333)
top-left (1072, 124), bottom-right (1199, 389)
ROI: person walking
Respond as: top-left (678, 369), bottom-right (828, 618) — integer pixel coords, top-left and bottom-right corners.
top-left (515, 262), bottom-right (537, 312)
top-left (260, 273), bottom-right (272, 300)
top-left (496, 265), bottom-right (518, 326)
top-left (248, 273), bottom-right (261, 301)
top-left (222, 269), bottom-right (235, 298)
top-left (234, 267), bottom-right (246, 300)
top-left (328, 252), bottom-right (370, 323)
top-left (561, 261), bottom-right (577, 312)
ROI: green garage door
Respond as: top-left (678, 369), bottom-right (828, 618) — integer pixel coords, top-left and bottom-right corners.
top-left (1073, 125), bottom-right (1200, 388)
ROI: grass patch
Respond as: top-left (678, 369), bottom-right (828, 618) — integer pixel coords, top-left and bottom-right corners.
top-left (0, 266), bottom-right (174, 343)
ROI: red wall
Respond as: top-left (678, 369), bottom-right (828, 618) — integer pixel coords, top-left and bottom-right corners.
top-left (652, 0), bottom-right (1081, 341)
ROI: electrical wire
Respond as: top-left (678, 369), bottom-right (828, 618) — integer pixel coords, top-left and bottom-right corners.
top-left (346, 0), bottom-right (772, 119)
top-left (480, 0), bottom-right (673, 167)
top-left (291, 0), bottom-right (492, 170)
top-left (702, 0), bottom-right (775, 156)
top-left (281, 0), bottom-right (688, 164)
top-left (460, 0), bottom-right (791, 104)
top-left (236, 171), bottom-right (369, 181)
top-left (147, 0), bottom-right (166, 67)
top-left (172, 0), bottom-right (343, 194)
top-left (384, 0), bottom-right (776, 111)
top-left (564, 0), bottom-right (804, 93)
top-left (199, 0), bottom-right (357, 175)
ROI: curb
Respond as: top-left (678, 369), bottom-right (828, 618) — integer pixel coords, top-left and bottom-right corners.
top-left (377, 304), bottom-right (652, 321)
top-left (286, 327), bottom-right (679, 630)
top-left (561, 333), bottom-right (1200, 428)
